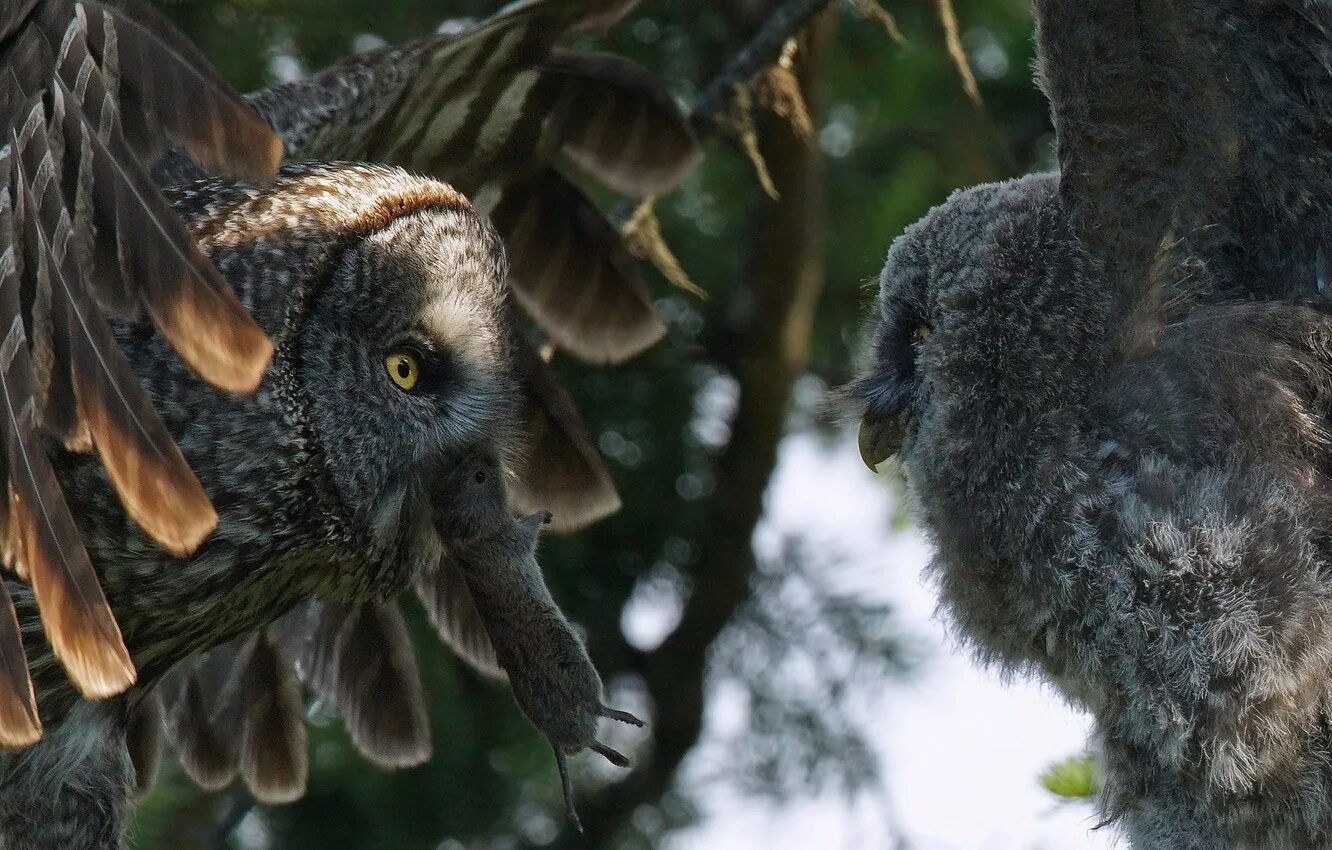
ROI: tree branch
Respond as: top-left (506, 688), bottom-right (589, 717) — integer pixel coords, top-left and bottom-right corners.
top-left (549, 7), bottom-right (839, 847)
top-left (691, 0), bottom-right (839, 135)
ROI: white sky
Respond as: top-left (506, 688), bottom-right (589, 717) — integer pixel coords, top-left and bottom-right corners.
top-left (666, 430), bottom-right (1122, 850)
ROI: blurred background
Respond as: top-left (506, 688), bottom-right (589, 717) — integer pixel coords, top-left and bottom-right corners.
top-left (134, 1), bottom-right (1115, 847)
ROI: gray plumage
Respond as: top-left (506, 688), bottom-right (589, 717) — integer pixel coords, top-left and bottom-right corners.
top-left (0, 160), bottom-right (637, 849)
top-left (855, 2), bottom-right (1332, 847)
top-left (142, 0), bottom-right (700, 815)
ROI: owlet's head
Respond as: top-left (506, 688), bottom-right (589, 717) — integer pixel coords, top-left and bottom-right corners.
top-left (853, 173), bottom-right (1081, 470)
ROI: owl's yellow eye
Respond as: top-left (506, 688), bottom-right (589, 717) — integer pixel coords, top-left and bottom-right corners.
top-left (385, 349), bottom-right (421, 391)
top-left (914, 325), bottom-right (931, 342)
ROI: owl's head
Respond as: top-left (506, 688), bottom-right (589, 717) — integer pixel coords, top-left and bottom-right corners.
top-left (177, 163), bottom-right (585, 556)
top-left (854, 172), bottom-right (1097, 470)
top-left (296, 192), bottom-right (519, 536)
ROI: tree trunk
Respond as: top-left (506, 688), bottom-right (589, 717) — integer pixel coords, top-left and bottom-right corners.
top-left (549, 7), bottom-right (836, 847)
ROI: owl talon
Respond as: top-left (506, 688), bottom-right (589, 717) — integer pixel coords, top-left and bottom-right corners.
top-left (553, 745), bottom-right (584, 833)
top-left (599, 705), bottom-right (644, 727)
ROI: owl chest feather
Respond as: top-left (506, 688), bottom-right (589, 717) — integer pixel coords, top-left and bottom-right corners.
top-left (30, 440), bottom-right (418, 722)
top-left (20, 306), bottom-right (425, 721)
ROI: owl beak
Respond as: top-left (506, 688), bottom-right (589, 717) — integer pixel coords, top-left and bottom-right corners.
top-left (858, 414), bottom-right (903, 472)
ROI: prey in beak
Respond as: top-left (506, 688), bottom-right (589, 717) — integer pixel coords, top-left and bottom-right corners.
top-left (428, 450), bottom-right (644, 830)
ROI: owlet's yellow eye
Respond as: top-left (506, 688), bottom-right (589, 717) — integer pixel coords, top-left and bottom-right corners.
top-left (914, 325), bottom-right (931, 342)
top-left (385, 349), bottom-right (421, 391)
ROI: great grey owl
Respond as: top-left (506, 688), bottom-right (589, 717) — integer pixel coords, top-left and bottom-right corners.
top-left (145, 0), bottom-right (699, 815)
top-left (0, 0), bottom-right (697, 847)
top-left (854, 1), bottom-right (1332, 848)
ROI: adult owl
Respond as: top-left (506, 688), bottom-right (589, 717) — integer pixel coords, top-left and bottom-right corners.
top-left (141, 0), bottom-right (701, 813)
top-left (855, 1), bottom-right (1332, 847)
top-left (0, 0), bottom-right (700, 847)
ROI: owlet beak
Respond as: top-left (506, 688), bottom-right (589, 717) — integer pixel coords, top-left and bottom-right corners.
top-left (858, 414), bottom-right (903, 472)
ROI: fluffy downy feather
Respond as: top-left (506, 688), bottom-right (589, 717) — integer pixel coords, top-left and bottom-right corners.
top-left (853, 2), bottom-right (1332, 846)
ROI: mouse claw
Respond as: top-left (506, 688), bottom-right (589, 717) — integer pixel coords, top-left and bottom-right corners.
top-left (590, 740), bottom-right (631, 768)
top-left (599, 705), bottom-right (645, 727)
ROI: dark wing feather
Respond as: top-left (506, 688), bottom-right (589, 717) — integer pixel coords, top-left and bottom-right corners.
top-left (542, 50), bottom-right (701, 198)
top-left (0, 178), bottom-right (40, 749)
top-left (1033, 0), bottom-right (1332, 338)
top-left (492, 171), bottom-right (665, 364)
top-left (0, 3), bottom-right (41, 44)
top-left (324, 601), bottom-right (430, 769)
top-left (72, 0), bottom-right (281, 180)
top-left (508, 334), bottom-right (620, 532)
top-left (39, 20), bottom-right (273, 394)
top-left (0, 581), bottom-right (38, 747)
top-left (3, 140), bottom-right (133, 700)
top-left (161, 644), bottom-right (242, 791)
top-left (416, 558), bottom-right (506, 681)
top-left (236, 631), bottom-right (307, 804)
top-left (276, 601), bottom-right (431, 770)
top-left (126, 688), bottom-right (164, 799)
top-left (34, 81), bottom-right (219, 553)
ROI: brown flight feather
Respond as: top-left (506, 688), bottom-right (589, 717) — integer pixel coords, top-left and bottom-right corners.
top-left (0, 580), bottom-right (39, 748)
top-left (0, 157), bottom-right (41, 750)
top-left (492, 171), bottom-right (665, 365)
top-left (68, 1), bottom-right (283, 180)
top-left (543, 50), bottom-right (702, 198)
top-left (35, 83), bottom-right (218, 554)
top-left (237, 631), bottom-right (307, 804)
top-left (5, 138), bottom-right (133, 700)
top-left (509, 335), bottom-right (620, 532)
top-left (45, 19), bottom-right (273, 393)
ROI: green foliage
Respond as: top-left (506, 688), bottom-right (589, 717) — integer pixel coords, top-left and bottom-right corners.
top-left (1039, 754), bottom-right (1099, 800)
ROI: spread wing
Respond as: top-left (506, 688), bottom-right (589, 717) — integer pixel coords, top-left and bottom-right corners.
top-left (249, 0), bottom-right (698, 366)
top-left (0, 0), bottom-right (279, 745)
top-left (1033, 0), bottom-right (1332, 345)
top-left (238, 0), bottom-right (696, 524)
top-left (159, 595), bottom-right (443, 800)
